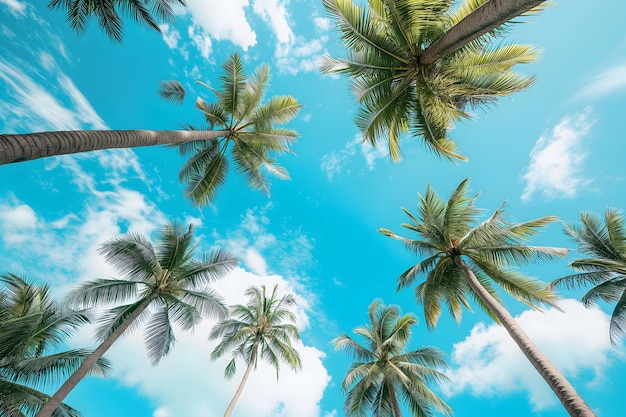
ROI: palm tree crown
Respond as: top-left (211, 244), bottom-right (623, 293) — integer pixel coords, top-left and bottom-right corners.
top-left (379, 179), bottom-right (597, 417)
top-left (48, 0), bottom-right (185, 43)
top-left (210, 284), bottom-right (301, 417)
top-left (0, 273), bottom-right (110, 417)
top-left (71, 223), bottom-right (236, 365)
top-left (35, 222), bottom-right (237, 417)
top-left (158, 53), bottom-right (302, 207)
top-left (322, 0), bottom-right (542, 162)
top-left (333, 300), bottom-right (451, 417)
top-left (552, 209), bottom-right (626, 345)
top-left (1, 53), bottom-right (301, 209)
top-left (379, 178), bottom-right (563, 327)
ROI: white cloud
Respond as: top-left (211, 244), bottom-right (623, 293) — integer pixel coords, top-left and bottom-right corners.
top-left (521, 109), bottom-right (593, 202)
top-left (320, 134), bottom-right (389, 180)
top-left (253, 0), bottom-right (294, 44)
top-left (159, 23), bottom-right (181, 49)
top-left (0, 0), bottom-right (26, 16)
top-left (184, 0), bottom-right (256, 50)
top-left (578, 62), bottom-right (626, 99)
top-left (188, 24), bottom-right (213, 60)
top-left (0, 201), bottom-right (37, 244)
top-left (445, 299), bottom-right (618, 411)
top-left (275, 36), bottom-right (326, 75)
top-left (313, 17), bottom-right (331, 32)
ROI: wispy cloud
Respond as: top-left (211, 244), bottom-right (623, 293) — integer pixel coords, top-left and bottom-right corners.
top-left (159, 23), bottom-right (182, 49)
top-left (521, 109), bottom-right (593, 202)
top-left (0, 59), bottom-right (106, 133)
top-left (0, 0), bottom-right (26, 16)
top-left (578, 62), bottom-right (626, 99)
top-left (444, 299), bottom-right (617, 411)
top-left (320, 134), bottom-right (389, 181)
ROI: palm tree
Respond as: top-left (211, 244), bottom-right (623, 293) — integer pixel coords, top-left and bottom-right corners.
top-left (35, 223), bottom-right (237, 417)
top-left (209, 285), bottom-right (302, 417)
top-left (0, 273), bottom-right (110, 417)
top-left (321, 0), bottom-right (545, 162)
top-left (378, 179), bottom-right (595, 417)
top-left (47, 0), bottom-right (186, 43)
top-left (0, 53), bottom-right (301, 206)
top-left (552, 209), bottom-right (626, 346)
top-left (333, 300), bottom-right (451, 417)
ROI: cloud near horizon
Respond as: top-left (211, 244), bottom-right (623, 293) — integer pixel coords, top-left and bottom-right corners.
top-left (444, 299), bottom-right (618, 411)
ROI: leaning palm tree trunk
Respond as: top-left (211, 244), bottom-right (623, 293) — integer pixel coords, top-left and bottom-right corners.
top-left (0, 129), bottom-right (227, 165)
top-left (224, 353), bottom-right (257, 417)
top-left (387, 381), bottom-right (403, 417)
top-left (35, 293), bottom-right (157, 417)
top-left (419, 0), bottom-right (545, 65)
top-left (455, 257), bottom-right (595, 417)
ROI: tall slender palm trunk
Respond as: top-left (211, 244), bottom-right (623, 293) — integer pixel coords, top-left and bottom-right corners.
top-left (35, 293), bottom-right (159, 417)
top-left (454, 256), bottom-right (595, 417)
top-left (0, 129), bottom-right (226, 165)
top-left (419, 0), bottom-right (545, 65)
top-left (387, 381), bottom-right (403, 417)
top-left (223, 350), bottom-right (257, 417)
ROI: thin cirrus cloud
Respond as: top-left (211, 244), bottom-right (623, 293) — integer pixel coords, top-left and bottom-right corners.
top-left (577, 62), bottom-right (626, 99)
top-left (320, 134), bottom-right (389, 181)
top-left (0, 59), bottom-right (107, 133)
top-left (444, 299), bottom-right (617, 412)
top-left (520, 109), bottom-right (593, 202)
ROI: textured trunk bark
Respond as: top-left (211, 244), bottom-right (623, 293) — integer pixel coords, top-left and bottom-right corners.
top-left (0, 129), bottom-right (226, 165)
top-left (387, 381), bottom-right (403, 417)
top-left (35, 293), bottom-right (159, 417)
top-left (419, 0), bottom-right (545, 66)
top-left (454, 256), bottom-right (595, 417)
top-left (223, 350), bottom-right (257, 417)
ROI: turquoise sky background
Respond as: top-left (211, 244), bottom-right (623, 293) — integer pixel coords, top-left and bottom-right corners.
top-left (1, 0), bottom-right (626, 416)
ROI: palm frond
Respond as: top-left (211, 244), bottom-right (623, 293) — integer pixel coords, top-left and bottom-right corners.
top-left (158, 80), bottom-right (186, 105)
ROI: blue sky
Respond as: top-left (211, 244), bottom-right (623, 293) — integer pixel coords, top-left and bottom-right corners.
top-left (1, 1), bottom-right (626, 416)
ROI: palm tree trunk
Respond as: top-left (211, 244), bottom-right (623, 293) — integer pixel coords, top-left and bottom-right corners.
top-left (0, 129), bottom-right (227, 165)
top-left (35, 293), bottom-right (159, 417)
top-left (419, 0), bottom-right (545, 66)
top-left (387, 381), bottom-right (403, 417)
top-left (223, 351), bottom-right (257, 417)
top-left (454, 256), bottom-right (595, 417)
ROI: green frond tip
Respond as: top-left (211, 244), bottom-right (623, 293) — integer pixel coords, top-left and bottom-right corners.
top-left (158, 80), bottom-right (187, 105)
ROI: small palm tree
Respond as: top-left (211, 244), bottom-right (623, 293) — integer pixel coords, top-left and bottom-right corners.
top-left (35, 223), bottom-right (237, 417)
top-left (0, 273), bottom-right (110, 417)
top-left (322, 0), bottom-right (544, 162)
top-left (334, 300), bottom-right (451, 417)
top-left (47, 0), bottom-right (185, 43)
top-left (210, 285), bottom-right (302, 417)
top-left (0, 54), bottom-right (301, 207)
top-left (552, 209), bottom-right (626, 345)
top-left (379, 179), bottom-right (595, 417)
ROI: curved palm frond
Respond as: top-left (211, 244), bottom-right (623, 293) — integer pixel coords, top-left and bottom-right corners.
top-left (554, 208), bottom-right (626, 344)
